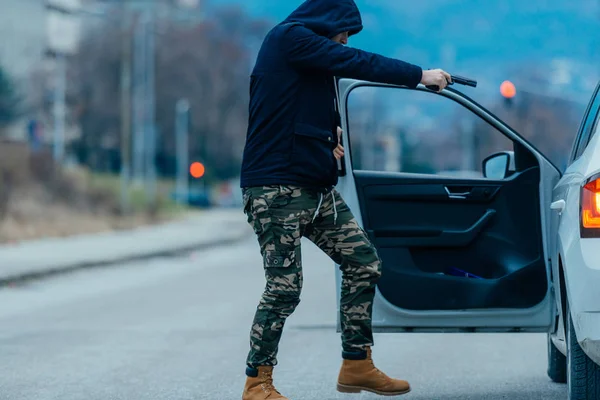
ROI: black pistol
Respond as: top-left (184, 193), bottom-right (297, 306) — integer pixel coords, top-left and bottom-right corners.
top-left (426, 74), bottom-right (477, 92)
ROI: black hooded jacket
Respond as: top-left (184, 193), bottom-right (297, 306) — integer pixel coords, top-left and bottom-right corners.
top-left (240, 0), bottom-right (423, 189)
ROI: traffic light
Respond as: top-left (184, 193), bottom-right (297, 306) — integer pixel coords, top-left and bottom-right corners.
top-left (500, 80), bottom-right (516, 107)
top-left (189, 161), bottom-right (205, 179)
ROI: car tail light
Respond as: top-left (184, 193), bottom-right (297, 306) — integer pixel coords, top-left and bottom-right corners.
top-left (581, 173), bottom-right (600, 238)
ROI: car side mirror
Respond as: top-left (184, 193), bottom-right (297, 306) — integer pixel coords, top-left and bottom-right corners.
top-left (482, 151), bottom-right (514, 179)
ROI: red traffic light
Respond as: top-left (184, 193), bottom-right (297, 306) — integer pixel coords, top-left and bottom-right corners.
top-left (190, 162), bottom-right (205, 178)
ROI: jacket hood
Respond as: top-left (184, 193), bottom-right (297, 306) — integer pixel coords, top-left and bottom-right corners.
top-left (282, 0), bottom-right (363, 39)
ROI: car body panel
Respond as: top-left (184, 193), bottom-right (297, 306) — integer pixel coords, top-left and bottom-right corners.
top-left (549, 83), bottom-right (600, 367)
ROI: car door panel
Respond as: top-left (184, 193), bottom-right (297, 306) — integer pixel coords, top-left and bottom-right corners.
top-left (360, 180), bottom-right (500, 246)
top-left (355, 166), bottom-right (547, 311)
top-left (336, 78), bottom-right (561, 331)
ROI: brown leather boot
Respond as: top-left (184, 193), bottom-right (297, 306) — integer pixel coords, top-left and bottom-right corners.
top-left (242, 366), bottom-right (288, 400)
top-left (337, 347), bottom-right (411, 396)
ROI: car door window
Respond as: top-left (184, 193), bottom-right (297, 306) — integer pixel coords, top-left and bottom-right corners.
top-left (347, 86), bottom-right (514, 179)
top-left (571, 84), bottom-right (600, 162)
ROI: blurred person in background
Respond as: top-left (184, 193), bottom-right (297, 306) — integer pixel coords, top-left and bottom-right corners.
top-left (239, 0), bottom-right (450, 398)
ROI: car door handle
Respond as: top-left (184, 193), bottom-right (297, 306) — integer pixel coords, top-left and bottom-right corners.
top-left (551, 199), bottom-right (566, 212)
top-left (444, 186), bottom-right (471, 199)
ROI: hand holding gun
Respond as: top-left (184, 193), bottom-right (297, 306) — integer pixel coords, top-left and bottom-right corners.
top-left (425, 74), bottom-right (478, 92)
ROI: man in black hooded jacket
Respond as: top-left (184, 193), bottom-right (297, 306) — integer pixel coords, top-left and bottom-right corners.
top-left (240, 1), bottom-right (450, 398)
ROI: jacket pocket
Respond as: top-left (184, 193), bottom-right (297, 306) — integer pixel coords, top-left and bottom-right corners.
top-left (294, 122), bottom-right (335, 143)
top-left (291, 122), bottom-right (336, 178)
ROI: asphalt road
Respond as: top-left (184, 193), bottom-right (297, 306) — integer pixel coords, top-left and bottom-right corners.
top-left (0, 237), bottom-right (567, 400)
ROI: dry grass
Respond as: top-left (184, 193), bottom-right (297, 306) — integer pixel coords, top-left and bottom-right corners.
top-left (0, 140), bottom-right (189, 243)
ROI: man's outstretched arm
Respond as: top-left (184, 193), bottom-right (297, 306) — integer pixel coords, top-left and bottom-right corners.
top-left (281, 24), bottom-right (450, 91)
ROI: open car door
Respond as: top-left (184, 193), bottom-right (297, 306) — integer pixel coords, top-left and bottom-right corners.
top-left (336, 79), bottom-right (561, 333)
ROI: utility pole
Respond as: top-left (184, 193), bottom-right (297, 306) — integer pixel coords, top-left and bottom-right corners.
top-left (144, 9), bottom-right (157, 210)
top-left (120, 5), bottom-right (132, 215)
top-left (175, 98), bottom-right (190, 205)
top-left (52, 53), bottom-right (66, 163)
top-left (132, 12), bottom-right (147, 185)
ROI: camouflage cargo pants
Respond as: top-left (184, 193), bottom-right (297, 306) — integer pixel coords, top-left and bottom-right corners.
top-left (242, 185), bottom-right (383, 367)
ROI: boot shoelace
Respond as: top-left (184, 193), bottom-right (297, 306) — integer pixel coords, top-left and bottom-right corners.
top-left (368, 357), bottom-right (386, 378)
top-left (260, 371), bottom-right (282, 396)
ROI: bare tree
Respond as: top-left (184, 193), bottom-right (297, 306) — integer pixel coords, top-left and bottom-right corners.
top-left (67, 4), bottom-right (270, 180)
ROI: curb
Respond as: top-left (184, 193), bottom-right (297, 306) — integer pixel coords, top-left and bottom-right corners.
top-left (0, 231), bottom-right (248, 288)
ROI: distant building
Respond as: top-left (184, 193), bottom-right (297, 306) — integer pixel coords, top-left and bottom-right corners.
top-left (0, 1), bottom-right (46, 83)
top-left (0, 0), bottom-right (47, 139)
top-left (0, 0), bottom-right (84, 148)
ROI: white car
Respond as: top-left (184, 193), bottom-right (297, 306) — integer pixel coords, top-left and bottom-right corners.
top-left (334, 78), bottom-right (600, 399)
top-left (547, 82), bottom-right (600, 398)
